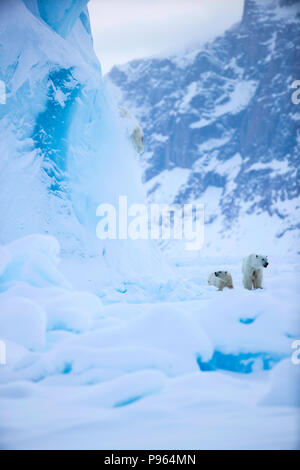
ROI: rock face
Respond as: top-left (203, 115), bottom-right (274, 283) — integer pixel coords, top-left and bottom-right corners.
top-left (108, 0), bottom-right (300, 254)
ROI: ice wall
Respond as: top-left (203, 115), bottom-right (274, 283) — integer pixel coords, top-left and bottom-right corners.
top-left (0, 0), bottom-right (166, 282)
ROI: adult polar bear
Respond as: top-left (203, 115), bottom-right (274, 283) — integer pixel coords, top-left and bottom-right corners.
top-left (118, 106), bottom-right (144, 155)
top-left (242, 254), bottom-right (269, 290)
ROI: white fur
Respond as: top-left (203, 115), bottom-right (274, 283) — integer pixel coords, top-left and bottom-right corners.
top-left (118, 106), bottom-right (144, 154)
top-left (208, 271), bottom-right (234, 291)
top-left (242, 254), bottom-right (269, 290)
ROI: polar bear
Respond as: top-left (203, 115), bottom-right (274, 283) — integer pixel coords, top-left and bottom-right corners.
top-left (242, 254), bottom-right (269, 290)
top-left (118, 106), bottom-right (144, 155)
top-left (208, 271), bottom-right (234, 291)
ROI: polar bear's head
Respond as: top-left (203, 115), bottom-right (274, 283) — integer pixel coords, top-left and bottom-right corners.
top-left (252, 254), bottom-right (269, 269)
top-left (215, 271), bottom-right (234, 288)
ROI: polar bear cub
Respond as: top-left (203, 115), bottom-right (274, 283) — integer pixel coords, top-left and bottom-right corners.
top-left (242, 254), bottom-right (269, 290)
top-left (208, 271), bottom-right (234, 291)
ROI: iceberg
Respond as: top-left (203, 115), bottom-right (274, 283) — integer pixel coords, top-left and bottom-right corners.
top-left (0, 0), bottom-right (165, 283)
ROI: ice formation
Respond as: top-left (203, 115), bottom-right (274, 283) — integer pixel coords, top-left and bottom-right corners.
top-left (0, 0), bottom-right (166, 284)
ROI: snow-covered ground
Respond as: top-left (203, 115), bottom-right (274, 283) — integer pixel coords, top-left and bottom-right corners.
top-left (0, 234), bottom-right (299, 450)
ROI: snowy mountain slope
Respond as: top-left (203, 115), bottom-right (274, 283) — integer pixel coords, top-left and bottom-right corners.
top-left (107, 0), bottom-right (300, 255)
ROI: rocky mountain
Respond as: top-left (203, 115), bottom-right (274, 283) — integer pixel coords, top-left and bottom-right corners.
top-left (107, 0), bottom-right (300, 255)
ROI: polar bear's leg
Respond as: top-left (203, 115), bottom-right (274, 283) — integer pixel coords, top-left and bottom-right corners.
top-left (256, 269), bottom-right (263, 288)
top-left (252, 270), bottom-right (258, 289)
top-left (242, 258), bottom-right (251, 290)
top-left (243, 274), bottom-right (252, 290)
top-left (217, 280), bottom-right (226, 291)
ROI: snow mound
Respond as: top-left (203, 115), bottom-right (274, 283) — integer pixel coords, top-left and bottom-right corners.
top-left (45, 292), bottom-right (103, 333)
top-left (8, 235), bottom-right (61, 265)
top-left (0, 235), bottom-right (71, 292)
top-left (195, 289), bottom-right (299, 372)
top-left (68, 369), bottom-right (167, 409)
top-left (0, 235), bottom-right (105, 360)
top-left (1, 303), bottom-right (212, 385)
top-left (260, 359), bottom-right (300, 407)
top-left (0, 296), bottom-right (46, 350)
top-left (0, 247), bottom-right (11, 276)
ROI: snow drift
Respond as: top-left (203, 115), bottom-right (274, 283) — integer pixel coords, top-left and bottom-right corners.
top-left (0, 234), bottom-right (299, 449)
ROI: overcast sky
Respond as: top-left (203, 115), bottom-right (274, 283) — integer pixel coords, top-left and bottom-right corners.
top-left (88, 0), bottom-right (244, 74)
